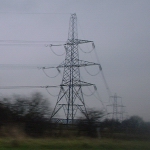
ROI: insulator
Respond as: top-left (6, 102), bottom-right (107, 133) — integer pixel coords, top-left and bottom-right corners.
top-left (57, 68), bottom-right (61, 73)
top-left (61, 86), bottom-right (64, 90)
top-left (99, 65), bottom-right (102, 70)
top-left (94, 85), bottom-right (97, 91)
top-left (92, 42), bottom-right (95, 49)
top-left (64, 45), bottom-right (67, 50)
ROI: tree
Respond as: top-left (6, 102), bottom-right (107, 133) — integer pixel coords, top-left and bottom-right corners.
top-left (23, 92), bottom-right (52, 136)
top-left (0, 100), bottom-right (13, 124)
top-left (122, 116), bottom-right (144, 133)
top-left (0, 92), bottom-right (52, 137)
top-left (78, 109), bottom-right (104, 137)
top-left (25, 92), bottom-right (51, 120)
top-left (6, 92), bottom-right (51, 120)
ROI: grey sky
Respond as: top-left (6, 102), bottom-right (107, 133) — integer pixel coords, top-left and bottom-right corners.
top-left (0, 0), bottom-right (149, 121)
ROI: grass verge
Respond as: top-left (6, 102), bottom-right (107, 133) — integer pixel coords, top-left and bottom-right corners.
top-left (0, 137), bottom-right (149, 150)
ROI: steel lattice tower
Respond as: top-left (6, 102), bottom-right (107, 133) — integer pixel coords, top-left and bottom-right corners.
top-left (51, 14), bottom-right (100, 124)
top-left (112, 93), bottom-right (120, 120)
top-left (107, 93), bottom-right (125, 121)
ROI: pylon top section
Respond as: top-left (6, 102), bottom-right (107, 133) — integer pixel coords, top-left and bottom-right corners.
top-left (68, 13), bottom-right (78, 41)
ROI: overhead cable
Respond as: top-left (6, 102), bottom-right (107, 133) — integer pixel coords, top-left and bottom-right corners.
top-left (0, 64), bottom-right (57, 70)
top-left (0, 43), bottom-right (45, 47)
top-left (95, 90), bottom-right (107, 112)
top-left (42, 68), bottom-right (60, 78)
top-left (0, 85), bottom-right (59, 89)
top-left (49, 44), bottom-right (65, 56)
top-left (0, 40), bottom-right (66, 47)
top-left (84, 66), bottom-right (101, 76)
top-left (83, 85), bottom-right (97, 96)
top-left (0, 40), bottom-right (66, 43)
top-left (0, 12), bottom-right (71, 15)
top-left (93, 44), bottom-right (112, 97)
top-left (45, 88), bottom-right (59, 97)
top-left (79, 44), bottom-right (94, 53)
top-left (101, 71), bottom-right (112, 97)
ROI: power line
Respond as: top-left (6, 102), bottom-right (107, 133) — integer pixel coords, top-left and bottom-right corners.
top-left (0, 43), bottom-right (47, 47)
top-left (93, 45), bottom-right (112, 97)
top-left (0, 40), bottom-right (66, 47)
top-left (50, 45), bottom-right (66, 56)
top-left (84, 66), bottom-right (101, 76)
top-left (0, 12), bottom-right (71, 15)
top-left (0, 64), bottom-right (57, 70)
top-left (0, 85), bottom-right (59, 89)
top-left (42, 68), bottom-right (60, 78)
top-left (0, 40), bottom-right (66, 43)
top-left (78, 17), bottom-right (112, 98)
top-left (45, 88), bottom-right (59, 97)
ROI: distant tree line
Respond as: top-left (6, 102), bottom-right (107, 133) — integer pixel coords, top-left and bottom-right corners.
top-left (100, 116), bottom-right (150, 135)
top-left (78, 110), bottom-right (150, 138)
top-left (0, 92), bottom-right (149, 139)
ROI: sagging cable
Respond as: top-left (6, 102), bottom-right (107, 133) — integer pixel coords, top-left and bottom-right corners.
top-left (101, 70), bottom-right (112, 97)
top-left (45, 88), bottom-right (59, 97)
top-left (49, 44), bottom-right (65, 56)
top-left (42, 68), bottom-right (60, 78)
top-left (83, 85), bottom-right (96, 96)
top-left (95, 90), bottom-right (107, 112)
top-left (78, 43), bottom-right (94, 53)
top-left (84, 66), bottom-right (100, 76)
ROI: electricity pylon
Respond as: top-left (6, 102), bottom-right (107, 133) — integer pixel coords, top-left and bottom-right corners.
top-left (107, 93), bottom-right (125, 121)
top-left (50, 14), bottom-right (101, 124)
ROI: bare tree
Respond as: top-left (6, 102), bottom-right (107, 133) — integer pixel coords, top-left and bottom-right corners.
top-left (78, 108), bottom-right (104, 137)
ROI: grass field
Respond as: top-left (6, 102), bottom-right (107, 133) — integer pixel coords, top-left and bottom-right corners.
top-left (0, 137), bottom-right (150, 150)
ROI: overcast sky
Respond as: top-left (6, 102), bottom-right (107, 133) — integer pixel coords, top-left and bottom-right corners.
top-left (0, 0), bottom-right (149, 121)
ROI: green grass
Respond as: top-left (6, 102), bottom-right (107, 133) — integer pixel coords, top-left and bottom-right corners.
top-left (0, 137), bottom-right (149, 150)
